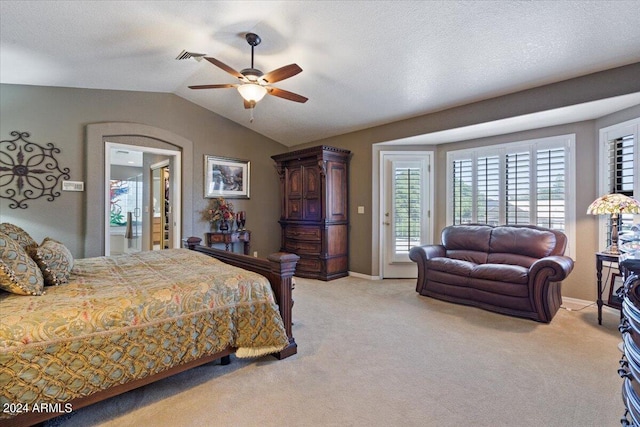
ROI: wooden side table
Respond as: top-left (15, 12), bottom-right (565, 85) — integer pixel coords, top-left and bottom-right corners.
top-left (596, 251), bottom-right (620, 325)
top-left (205, 231), bottom-right (251, 255)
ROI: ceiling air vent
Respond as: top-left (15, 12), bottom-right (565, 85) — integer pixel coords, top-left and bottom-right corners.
top-left (176, 50), bottom-right (205, 62)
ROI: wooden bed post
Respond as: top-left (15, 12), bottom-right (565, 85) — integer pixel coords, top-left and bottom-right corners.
top-left (266, 252), bottom-right (298, 359)
top-left (184, 237), bottom-right (299, 359)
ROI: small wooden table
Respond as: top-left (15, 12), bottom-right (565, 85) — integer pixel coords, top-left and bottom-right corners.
top-left (205, 231), bottom-right (251, 255)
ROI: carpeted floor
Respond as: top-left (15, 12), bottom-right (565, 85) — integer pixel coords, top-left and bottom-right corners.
top-left (45, 276), bottom-right (623, 426)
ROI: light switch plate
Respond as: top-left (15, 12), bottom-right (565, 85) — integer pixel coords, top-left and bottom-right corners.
top-left (357, 206), bottom-right (365, 214)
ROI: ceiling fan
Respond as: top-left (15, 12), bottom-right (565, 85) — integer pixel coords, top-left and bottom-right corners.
top-left (185, 33), bottom-right (308, 113)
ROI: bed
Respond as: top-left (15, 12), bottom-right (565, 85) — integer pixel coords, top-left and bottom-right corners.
top-left (0, 227), bottom-right (298, 427)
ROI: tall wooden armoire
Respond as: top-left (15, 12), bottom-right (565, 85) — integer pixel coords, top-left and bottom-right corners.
top-left (272, 145), bottom-right (350, 281)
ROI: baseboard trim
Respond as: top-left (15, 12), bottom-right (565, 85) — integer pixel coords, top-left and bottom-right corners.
top-left (562, 296), bottom-right (619, 314)
top-left (348, 271), bottom-right (381, 280)
top-left (562, 296), bottom-right (593, 308)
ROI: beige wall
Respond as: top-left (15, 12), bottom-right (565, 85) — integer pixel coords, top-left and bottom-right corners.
top-left (0, 84), bottom-right (288, 259)
top-left (293, 63), bottom-right (640, 301)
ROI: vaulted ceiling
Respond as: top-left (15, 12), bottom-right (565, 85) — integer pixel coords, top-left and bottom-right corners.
top-left (2, 1), bottom-right (640, 146)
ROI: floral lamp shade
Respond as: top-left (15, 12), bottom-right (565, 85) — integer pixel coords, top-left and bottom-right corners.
top-left (587, 193), bottom-right (640, 254)
top-left (587, 193), bottom-right (640, 215)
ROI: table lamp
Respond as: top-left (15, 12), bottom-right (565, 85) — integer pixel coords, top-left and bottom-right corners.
top-left (587, 193), bottom-right (640, 254)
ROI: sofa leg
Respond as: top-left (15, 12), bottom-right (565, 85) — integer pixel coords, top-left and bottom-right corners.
top-left (220, 355), bottom-right (231, 365)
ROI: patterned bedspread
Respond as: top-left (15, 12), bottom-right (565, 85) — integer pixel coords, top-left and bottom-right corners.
top-left (0, 249), bottom-right (288, 417)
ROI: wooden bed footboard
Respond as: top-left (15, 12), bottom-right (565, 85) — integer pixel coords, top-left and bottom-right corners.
top-left (0, 241), bottom-right (298, 427)
top-left (184, 236), bottom-right (299, 359)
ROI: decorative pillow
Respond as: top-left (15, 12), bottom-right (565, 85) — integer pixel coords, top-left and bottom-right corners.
top-left (0, 231), bottom-right (44, 295)
top-left (0, 222), bottom-right (38, 251)
top-left (29, 237), bottom-right (74, 286)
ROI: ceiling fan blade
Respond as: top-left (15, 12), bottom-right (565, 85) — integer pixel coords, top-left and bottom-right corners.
top-left (188, 84), bottom-right (238, 89)
top-left (267, 87), bottom-right (308, 103)
top-left (261, 64), bottom-right (303, 84)
top-left (204, 57), bottom-right (246, 81)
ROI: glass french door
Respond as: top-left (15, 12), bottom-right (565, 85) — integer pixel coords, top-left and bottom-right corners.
top-left (109, 173), bottom-right (143, 255)
top-left (381, 152), bottom-right (432, 278)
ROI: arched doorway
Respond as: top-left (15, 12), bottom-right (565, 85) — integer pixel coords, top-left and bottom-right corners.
top-left (85, 123), bottom-right (193, 257)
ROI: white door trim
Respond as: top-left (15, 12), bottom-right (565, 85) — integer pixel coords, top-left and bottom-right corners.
top-left (377, 150), bottom-right (434, 279)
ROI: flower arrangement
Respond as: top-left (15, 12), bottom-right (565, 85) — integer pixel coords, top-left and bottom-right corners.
top-left (204, 197), bottom-right (235, 224)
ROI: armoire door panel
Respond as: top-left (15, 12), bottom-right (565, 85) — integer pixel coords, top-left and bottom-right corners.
top-left (287, 199), bottom-right (303, 219)
top-left (328, 162), bottom-right (347, 221)
top-left (303, 166), bottom-right (320, 199)
top-left (286, 167), bottom-right (303, 198)
top-left (304, 198), bottom-right (322, 220)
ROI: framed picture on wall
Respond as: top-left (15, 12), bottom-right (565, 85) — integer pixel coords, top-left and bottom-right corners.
top-left (204, 155), bottom-right (250, 199)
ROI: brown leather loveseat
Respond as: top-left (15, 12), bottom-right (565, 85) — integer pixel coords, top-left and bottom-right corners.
top-left (409, 224), bottom-right (574, 323)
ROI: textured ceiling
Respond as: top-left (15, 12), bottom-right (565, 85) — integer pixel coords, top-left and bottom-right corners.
top-left (2, 1), bottom-right (640, 146)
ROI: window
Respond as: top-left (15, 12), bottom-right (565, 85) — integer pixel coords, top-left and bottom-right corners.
top-left (447, 135), bottom-right (575, 252)
top-left (599, 119), bottom-right (639, 245)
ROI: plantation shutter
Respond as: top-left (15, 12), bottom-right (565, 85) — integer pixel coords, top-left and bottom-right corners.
top-left (394, 166), bottom-right (422, 254)
top-left (452, 158), bottom-right (473, 224)
top-left (476, 155), bottom-right (500, 225)
top-left (536, 147), bottom-right (566, 230)
top-left (608, 135), bottom-right (635, 233)
top-left (449, 135), bottom-right (572, 235)
top-left (505, 151), bottom-right (531, 224)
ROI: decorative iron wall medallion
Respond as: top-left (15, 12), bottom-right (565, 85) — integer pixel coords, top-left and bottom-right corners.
top-left (0, 131), bottom-right (71, 209)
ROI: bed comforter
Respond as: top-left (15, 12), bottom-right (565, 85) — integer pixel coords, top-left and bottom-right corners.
top-left (0, 249), bottom-right (289, 418)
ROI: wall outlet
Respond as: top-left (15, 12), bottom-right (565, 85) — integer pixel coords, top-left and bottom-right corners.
top-left (357, 206), bottom-right (365, 214)
top-left (253, 251), bottom-right (258, 257)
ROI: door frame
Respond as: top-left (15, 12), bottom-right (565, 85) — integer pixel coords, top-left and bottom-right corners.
top-left (150, 159), bottom-right (172, 250)
top-left (104, 143), bottom-right (181, 256)
top-left (376, 149), bottom-right (434, 279)
top-left (85, 122), bottom-right (193, 258)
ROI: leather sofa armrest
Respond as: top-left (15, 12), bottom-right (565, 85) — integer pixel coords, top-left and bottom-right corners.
top-left (529, 255), bottom-right (575, 282)
top-left (409, 245), bottom-right (446, 263)
top-left (410, 245), bottom-right (446, 294)
top-left (528, 255), bottom-right (574, 322)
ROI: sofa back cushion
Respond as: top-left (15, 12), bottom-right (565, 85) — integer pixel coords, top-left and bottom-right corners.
top-left (488, 226), bottom-right (557, 267)
top-left (442, 225), bottom-right (492, 264)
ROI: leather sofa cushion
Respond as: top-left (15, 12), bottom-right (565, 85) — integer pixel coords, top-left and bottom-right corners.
top-left (427, 258), bottom-right (529, 285)
top-left (488, 226), bottom-right (556, 259)
top-left (442, 225), bottom-right (492, 253)
top-left (426, 257), bottom-right (474, 276)
top-left (470, 263), bottom-right (529, 284)
top-left (487, 253), bottom-right (538, 268)
top-left (446, 249), bottom-right (488, 264)
top-left (425, 270), bottom-right (528, 297)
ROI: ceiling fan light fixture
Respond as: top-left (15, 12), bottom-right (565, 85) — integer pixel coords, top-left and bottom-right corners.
top-left (237, 83), bottom-right (267, 104)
